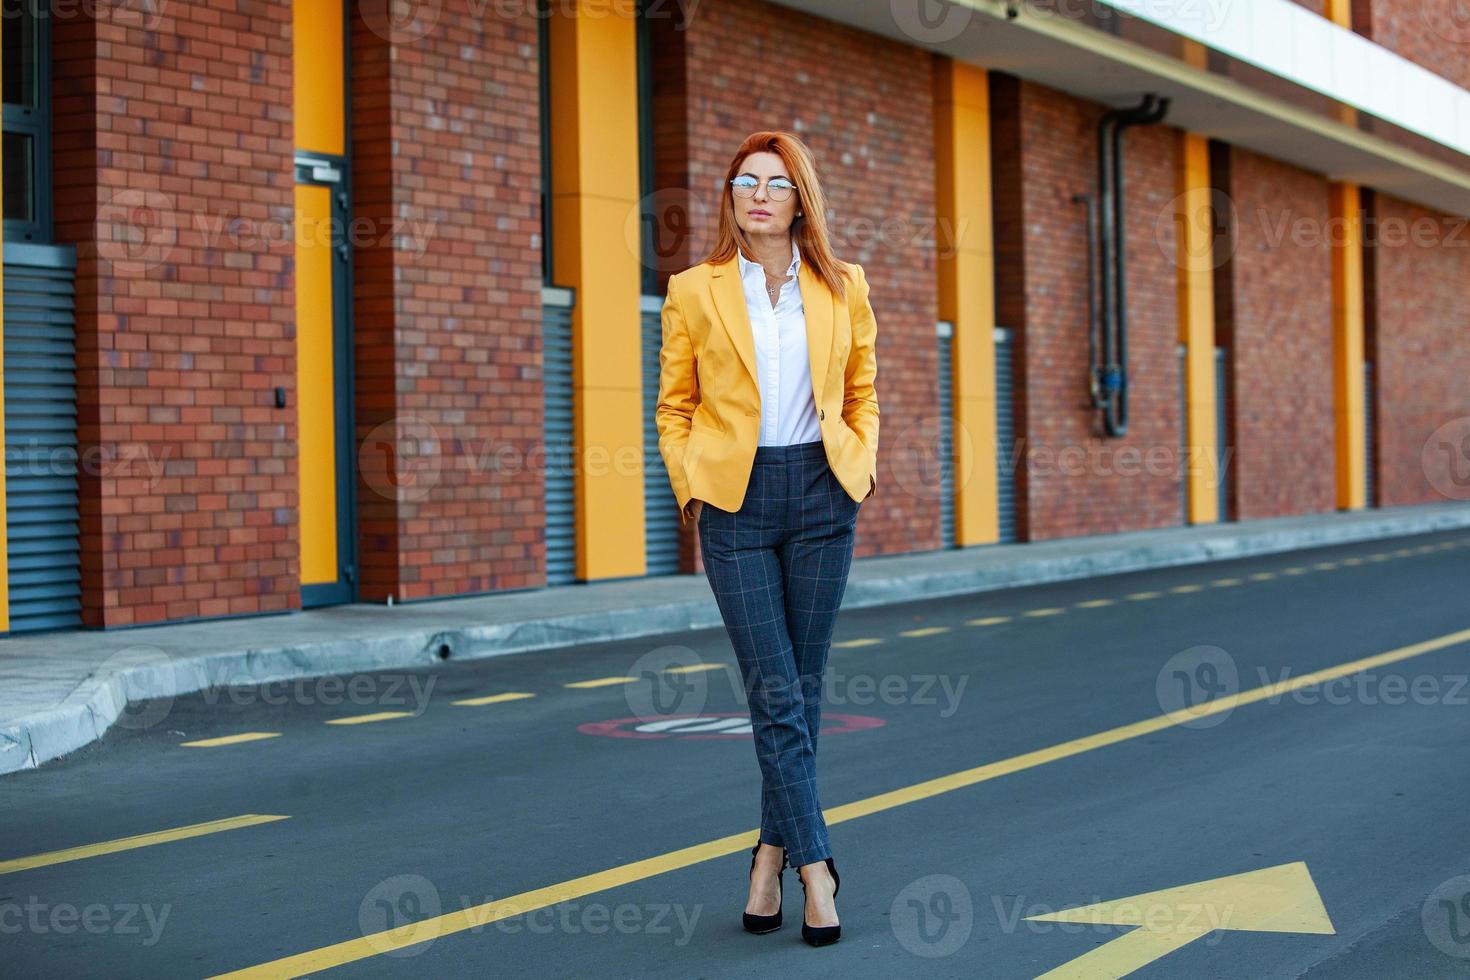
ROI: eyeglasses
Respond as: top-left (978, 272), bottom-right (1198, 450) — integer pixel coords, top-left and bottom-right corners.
top-left (730, 174), bottom-right (797, 202)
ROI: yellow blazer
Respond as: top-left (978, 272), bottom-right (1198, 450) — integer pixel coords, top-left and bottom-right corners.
top-left (656, 255), bottom-right (879, 529)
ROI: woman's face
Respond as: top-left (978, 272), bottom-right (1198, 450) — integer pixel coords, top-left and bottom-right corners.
top-left (731, 151), bottom-right (799, 237)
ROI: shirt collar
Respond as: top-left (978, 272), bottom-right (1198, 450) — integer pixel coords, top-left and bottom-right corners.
top-left (737, 238), bottom-right (801, 280)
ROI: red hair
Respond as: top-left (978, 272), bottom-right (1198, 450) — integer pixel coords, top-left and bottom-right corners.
top-left (698, 131), bottom-right (856, 304)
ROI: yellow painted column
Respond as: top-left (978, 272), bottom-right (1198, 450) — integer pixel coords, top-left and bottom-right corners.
top-left (933, 58), bottom-right (999, 546)
top-left (1328, 0), bottom-right (1367, 511)
top-left (1175, 132), bottom-right (1220, 525)
top-left (1330, 181), bottom-right (1367, 510)
top-left (292, 0), bottom-right (346, 586)
top-left (548, 0), bottom-right (645, 580)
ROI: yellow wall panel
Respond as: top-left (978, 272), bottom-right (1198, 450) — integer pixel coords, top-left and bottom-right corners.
top-left (1330, 181), bottom-right (1367, 510)
top-left (293, 0), bottom-right (345, 157)
top-left (1176, 131), bottom-right (1220, 524)
top-left (547, 1), bottom-right (646, 581)
top-left (934, 58), bottom-right (999, 546)
top-left (294, 184), bottom-right (340, 584)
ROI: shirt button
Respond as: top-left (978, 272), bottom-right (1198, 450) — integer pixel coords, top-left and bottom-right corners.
top-left (819, 409), bottom-right (825, 420)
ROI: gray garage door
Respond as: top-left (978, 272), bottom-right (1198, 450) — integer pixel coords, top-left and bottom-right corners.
top-left (938, 323), bottom-right (1016, 545)
top-left (543, 286), bottom-right (576, 585)
top-left (938, 320), bottom-right (955, 547)
top-left (4, 243), bottom-right (82, 633)
top-left (995, 327), bottom-right (1017, 543)
top-left (1363, 359), bottom-right (1375, 507)
top-left (642, 294), bottom-right (679, 574)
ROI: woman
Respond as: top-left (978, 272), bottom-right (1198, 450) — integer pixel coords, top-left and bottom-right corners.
top-left (655, 131), bottom-right (879, 947)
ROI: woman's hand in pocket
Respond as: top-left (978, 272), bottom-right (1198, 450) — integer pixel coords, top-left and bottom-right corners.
top-left (684, 498), bottom-right (704, 525)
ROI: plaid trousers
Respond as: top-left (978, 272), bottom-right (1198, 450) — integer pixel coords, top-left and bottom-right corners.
top-left (697, 438), bottom-right (860, 869)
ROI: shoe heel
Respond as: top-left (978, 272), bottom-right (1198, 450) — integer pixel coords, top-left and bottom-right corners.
top-left (742, 842), bottom-right (785, 935)
top-left (798, 856), bottom-right (841, 946)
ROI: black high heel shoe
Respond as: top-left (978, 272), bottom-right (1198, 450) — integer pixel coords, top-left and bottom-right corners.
top-left (799, 856), bottom-right (841, 946)
top-left (742, 842), bottom-right (786, 934)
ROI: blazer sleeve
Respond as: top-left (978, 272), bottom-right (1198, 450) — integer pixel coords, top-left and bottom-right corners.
top-left (655, 272), bottom-right (699, 525)
top-left (843, 263), bottom-right (880, 498)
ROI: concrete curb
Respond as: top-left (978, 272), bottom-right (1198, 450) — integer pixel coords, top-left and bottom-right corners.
top-left (4, 502), bottom-right (1469, 776)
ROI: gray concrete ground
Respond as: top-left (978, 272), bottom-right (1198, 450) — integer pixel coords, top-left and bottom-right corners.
top-left (2, 499), bottom-right (1469, 776)
top-left (2, 522), bottom-right (1469, 976)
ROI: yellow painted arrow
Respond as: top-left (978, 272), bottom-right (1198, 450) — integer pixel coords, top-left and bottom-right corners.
top-left (1027, 861), bottom-right (1335, 978)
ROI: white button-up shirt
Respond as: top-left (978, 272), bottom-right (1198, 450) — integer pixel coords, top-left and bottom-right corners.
top-left (736, 240), bottom-right (823, 447)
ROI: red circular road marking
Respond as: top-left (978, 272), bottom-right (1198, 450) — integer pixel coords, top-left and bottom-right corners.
top-left (577, 712), bottom-right (885, 740)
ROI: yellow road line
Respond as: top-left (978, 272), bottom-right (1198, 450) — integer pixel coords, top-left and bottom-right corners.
top-left (833, 638), bottom-right (883, 648)
top-left (325, 712), bottom-right (414, 726)
top-left (1212, 577), bottom-right (1242, 586)
top-left (967, 616), bottom-right (1012, 626)
top-left (1023, 607), bottom-right (1066, 618)
top-left (210, 625), bottom-right (1470, 977)
top-left (664, 664), bottom-right (728, 675)
top-left (1, 814), bottom-right (289, 876)
top-left (899, 626), bottom-right (951, 637)
top-left (451, 693), bottom-right (536, 706)
top-left (181, 732), bottom-right (282, 748)
top-left (1126, 591), bottom-right (1162, 601)
top-left (564, 677), bottom-right (636, 689)
top-left (1075, 599), bottom-right (1115, 608)
top-left (1169, 584), bottom-right (1204, 593)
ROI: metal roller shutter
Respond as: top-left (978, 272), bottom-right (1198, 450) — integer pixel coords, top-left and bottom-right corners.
top-left (543, 287), bottom-right (576, 585)
top-left (1363, 360), bottom-right (1375, 507)
top-left (4, 243), bottom-right (82, 633)
top-left (995, 327), bottom-right (1018, 543)
top-left (937, 321), bottom-right (955, 548)
top-left (1179, 343), bottom-right (1189, 523)
top-left (1215, 346), bottom-right (1229, 522)
top-left (642, 294), bottom-right (679, 573)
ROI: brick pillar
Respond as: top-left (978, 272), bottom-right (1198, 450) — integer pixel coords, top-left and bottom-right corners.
top-left (349, 2), bottom-right (545, 601)
top-left (52, 0), bottom-right (298, 627)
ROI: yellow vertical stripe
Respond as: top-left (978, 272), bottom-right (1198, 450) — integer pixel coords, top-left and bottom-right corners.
top-left (1330, 181), bottom-right (1366, 510)
top-left (933, 58), bottom-right (999, 546)
top-left (294, 184), bottom-right (340, 584)
top-left (547, 1), bottom-right (646, 580)
top-left (1176, 132), bottom-right (1219, 524)
top-left (292, 0), bottom-right (345, 157)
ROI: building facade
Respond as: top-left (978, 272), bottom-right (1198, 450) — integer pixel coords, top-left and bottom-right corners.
top-left (1, 0), bottom-right (1467, 634)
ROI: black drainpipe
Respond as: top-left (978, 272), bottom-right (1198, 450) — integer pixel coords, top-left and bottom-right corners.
top-left (1080, 93), bottom-right (1170, 437)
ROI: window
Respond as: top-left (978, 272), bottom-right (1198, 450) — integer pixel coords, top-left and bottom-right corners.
top-left (3, 0), bottom-right (51, 242)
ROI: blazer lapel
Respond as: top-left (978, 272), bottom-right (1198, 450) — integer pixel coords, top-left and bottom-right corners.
top-left (707, 253), bottom-right (835, 406)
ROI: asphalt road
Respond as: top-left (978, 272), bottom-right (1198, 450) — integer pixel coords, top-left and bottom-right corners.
top-left (3, 528), bottom-right (1470, 978)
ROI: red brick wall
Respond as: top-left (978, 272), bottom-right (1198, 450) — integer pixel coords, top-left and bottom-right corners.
top-left (991, 75), bottom-right (1184, 541)
top-left (350, 4), bottom-right (544, 601)
top-left (1354, 1), bottom-right (1470, 89)
top-left (1364, 192), bottom-right (1470, 506)
top-left (1212, 147), bottom-right (1337, 520)
top-left (52, 0), bottom-right (298, 626)
top-left (649, 0), bottom-right (937, 563)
